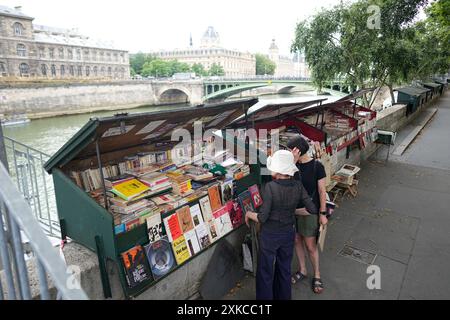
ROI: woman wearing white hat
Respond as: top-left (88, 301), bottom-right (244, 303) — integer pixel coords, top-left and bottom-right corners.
top-left (245, 150), bottom-right (317, 300)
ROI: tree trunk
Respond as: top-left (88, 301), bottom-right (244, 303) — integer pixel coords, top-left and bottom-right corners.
top-left (388, 84), bottom-right (395, 105)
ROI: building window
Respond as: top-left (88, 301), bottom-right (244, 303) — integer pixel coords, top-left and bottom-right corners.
top-left (59, 48), bottom-right (64, 59)
top-left (51, 64), bottom-right (56, 77)
top-left (41, 64), bottom-right (47, 76)
top-left (107, 67), bottom-right (112, 77)
top-left (92, 51), bottom-right (97, 61)
top-left (16, 44), bottom-right (26, 56)
top-left (101, 67), bottom-right (105, 76)
top-left (86, 66), bottom-right (90, 76)
top-left (100, 52), bottom-right (104, 61)
top-left (39, 47), bottom-right (45, 58)
top-left (68, 49), bottom-right (73, 60)
top-left (114, 53), bottom-right (118, 62)
top-left (13, 22), bottom-right (24, 36)
top-left (19, 63), bottom-right (29, 76)
top-left (0, 62), bottom-right (7, 76)
top-left (93, 66), bottom-right (98, 77)
top-left (60, 65), bottom-right (65, 76)
top-left (106, 53), bottom-right (111, 61)
top-left (49, 48), bottom-right (54, 59)
top-left (77, 65), bottom-right (82, 76)
top-left (76, 49), bottom-right (81, 60)
top-left (120, 53), bottom-right (124, 63)
top-left (69, 65), bottom-right (75, 76)
top-left (84, 50), bottom-right (90, 60)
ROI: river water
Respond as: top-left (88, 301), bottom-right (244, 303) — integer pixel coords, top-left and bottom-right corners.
top-left (3, 91), bottom-right (338, 156)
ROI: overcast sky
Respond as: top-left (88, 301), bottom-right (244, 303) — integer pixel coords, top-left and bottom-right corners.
top-left (3, 0), bottom-right (341, 54)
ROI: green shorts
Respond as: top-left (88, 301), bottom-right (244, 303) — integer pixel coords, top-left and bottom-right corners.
top-left (296, 215), bottom-right (319, 238)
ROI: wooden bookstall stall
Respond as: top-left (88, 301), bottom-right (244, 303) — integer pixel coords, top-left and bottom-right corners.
top-left (227, 91), bottom-right (377, 190)
top-left (44, 98), bottom-right (270, 298)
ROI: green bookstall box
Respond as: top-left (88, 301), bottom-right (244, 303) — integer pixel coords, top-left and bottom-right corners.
top-left (44, 98), bottom-right (265, 298)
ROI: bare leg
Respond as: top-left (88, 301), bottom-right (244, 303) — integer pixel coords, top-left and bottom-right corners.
top-left (304, 237), bottom-right (320, 279)
top-left (294, 234), bottom-right (307, 275)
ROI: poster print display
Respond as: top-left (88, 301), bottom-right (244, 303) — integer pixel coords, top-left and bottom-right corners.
top-left (199, 196), bottom-right (214, 222)
top-left (195, 223), bottom-right (211, 249)
top-left (238, 190), bottom-right (255, 214)
top-left (146, 214), bottom-right (163, 243)
top-left (249, 184), bottom-right (263, 208)
top-left (171, 235), bottom-right (191, 265)
top-left (184, 229), bottom-right (201, 256)
top-left (189, 204), bottom-right (204, 227)
top-left (144, 237), bottom-right (176, 280)
top-left (121, 245), bottom-right (152, 288)
top-left (226, 201), bottom-right (244, 229)
top-left (213, 206), bottom-right (233, 237)
top-left (177, 206), bottom-right (194, 233)
top-left (163, 212), bottom-right (183, 242)
top-left (207, 184), bottom-right (223, 213)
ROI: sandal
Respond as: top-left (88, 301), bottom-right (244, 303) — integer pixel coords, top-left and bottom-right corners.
top-left (312, 278), bottom-right (324, 294)
top-left (291, 271), bottom-right (307, 284)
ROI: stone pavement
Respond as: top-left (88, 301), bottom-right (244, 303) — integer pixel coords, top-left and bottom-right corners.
top-left (223, 91), bottom-right (450, 300)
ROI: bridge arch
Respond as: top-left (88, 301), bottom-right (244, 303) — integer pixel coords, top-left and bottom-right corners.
top-left (159, 88), bottom-right (190, 105)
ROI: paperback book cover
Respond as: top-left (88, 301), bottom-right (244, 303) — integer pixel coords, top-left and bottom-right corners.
top-left (184, 229), bottom-right (201, 256)
top-left (146, 213), bottom-right (164, 243)
top-left (121, 245), bottom-right (152, 288)
top-left (163, 212), bottom-right (183, 242)
top-left (249, 184), bottom-right (263, 209)
top-left (111, 179), bottom-right (150, 201)
top-left (238, 190), bottom-right (255, 214)
top-left (226, 201), bottom-right (244, 229)
top-left (189, 204), bottom-right (204, 228)
top-left (144, 236), bottom-right (176, 280)
top-left (207, 220), bottom-right (220, 243)
top-left (199, 196), bottom-right (214, 222)
top-left (171, 235), bottom-right (191, 265)
top-left (220, 178), bottom-right (234, 204)
top-left (176, 206), bottom-right (194, 233)
top-left (213, 206), bottom-right (233, 237)
top-left (195, 223), bottom-right (211, 249)
top-left (208, 184), bottom-right (223, 213)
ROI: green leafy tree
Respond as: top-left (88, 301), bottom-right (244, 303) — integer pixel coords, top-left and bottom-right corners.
top-left (168, 60), bottom-right (191, 75)
top-left (130, 53), bottom-right (154, 75)
top-left (292, 0), bottom-right (430, 106)
top-left (255, 54), bottom-right (276, 75)
top-left (141, 59), bottom-right (171, 77)
top-left (191, 63), bottom-right (208, 77)
top-left (208, 63), bottom-right (225, 76)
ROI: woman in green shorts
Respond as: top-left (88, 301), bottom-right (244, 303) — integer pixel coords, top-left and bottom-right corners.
top-left (287, 136), bottom-right (328, 294)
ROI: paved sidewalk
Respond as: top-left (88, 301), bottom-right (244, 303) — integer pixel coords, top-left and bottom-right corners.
top-left (223, 91), bottom-right (450, 300)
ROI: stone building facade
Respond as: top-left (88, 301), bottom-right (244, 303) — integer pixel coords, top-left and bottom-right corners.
top-left (0, 5), bottom-right (130, 80)
top-left (152, 26), bottom-right (256, 78)
top-left (268, 39), bottom-right (310, 78)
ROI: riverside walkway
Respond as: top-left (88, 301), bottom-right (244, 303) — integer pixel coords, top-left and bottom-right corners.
top-left (225, 90), bottom-right (450, 300)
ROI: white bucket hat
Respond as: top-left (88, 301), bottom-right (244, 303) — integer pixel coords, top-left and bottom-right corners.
top-left (266, 150), bottom-right (299, 176)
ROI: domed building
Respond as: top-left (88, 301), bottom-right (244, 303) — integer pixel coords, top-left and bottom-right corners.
top-left (152, 26), bottom-right (256, 78)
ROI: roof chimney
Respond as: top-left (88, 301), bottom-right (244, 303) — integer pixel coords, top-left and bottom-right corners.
top-left (14, 6), bottom-right (22, 12)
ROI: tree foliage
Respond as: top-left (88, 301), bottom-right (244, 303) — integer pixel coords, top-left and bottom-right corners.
top-left (208, 63), bottom-right (225, 76)
top-left (255, 54), bottom-right (276, 75)
top-left (292, 0), bottom-right (448, 106)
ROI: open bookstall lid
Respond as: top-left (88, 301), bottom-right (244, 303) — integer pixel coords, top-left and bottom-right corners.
top-left (44, 98), bottom-right (258, 173)
top-left (336, 88), bottom-right (377, 102)
top-left (227, 96), bottom-right (328, 127)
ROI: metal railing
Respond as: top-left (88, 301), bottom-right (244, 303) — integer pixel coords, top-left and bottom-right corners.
top-left (2, 136), bottom-right (60, 237)
top-left (0, 162), bottom-right (88, 300)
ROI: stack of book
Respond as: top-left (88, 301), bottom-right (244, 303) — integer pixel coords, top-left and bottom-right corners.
top-left (183, 165), bottom-right (214, 181)
top-left (170, 175), bottom-right (193, 196)
top-left (139, 172), bottom-right (171, 192)
top-left (110, 178), bottom-right (150, 202)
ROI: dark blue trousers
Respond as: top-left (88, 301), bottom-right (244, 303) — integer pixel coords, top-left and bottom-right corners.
top-left (256, 228), bottom-right (295, 300)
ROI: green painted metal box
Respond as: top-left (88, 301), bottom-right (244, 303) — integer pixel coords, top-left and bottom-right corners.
top-left (44, 98), bottom-right (264, 298)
